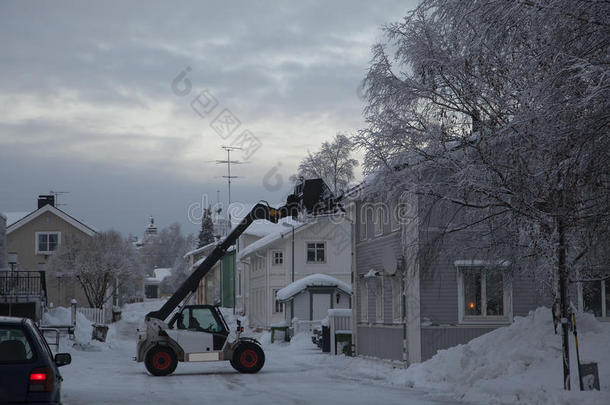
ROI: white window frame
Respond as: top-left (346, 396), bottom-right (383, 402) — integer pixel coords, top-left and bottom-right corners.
top-left (578, 279), bottom-right (609, 319)
top-left (271, 250), bottom-right (284, 266)
top-left (374, 207), bottom-right (384, 237)
top-left (456, 261), bottom-right (512, 324)
top-left (273, 289), bottom-right (283, 313)
top-left (359, 214), bottom-right (368, 242)
top-left (376, 278), bottom-right (384, 323)
top-left (306, 242), bottom-right (326, 264)
top-left (35, 231), bottom-right (61, 254)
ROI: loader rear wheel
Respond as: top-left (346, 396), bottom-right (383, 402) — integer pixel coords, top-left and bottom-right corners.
top-left (145, 346), bottom-right (177, 376)
top-left (233, 343), bottom-right (265, 374)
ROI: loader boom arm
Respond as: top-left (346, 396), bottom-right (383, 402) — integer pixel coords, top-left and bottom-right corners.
top-left (146, 202), bottom-right (293, 322)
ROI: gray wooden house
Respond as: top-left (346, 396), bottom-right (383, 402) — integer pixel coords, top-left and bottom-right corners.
top-left (348, 182), bottom-right (548, 364)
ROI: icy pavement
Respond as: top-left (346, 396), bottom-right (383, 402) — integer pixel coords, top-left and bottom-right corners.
top-left (51, 301), bottom-right (464, 405)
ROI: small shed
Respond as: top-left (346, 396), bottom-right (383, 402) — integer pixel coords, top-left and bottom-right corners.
top-left (277, 274), bottom-right (352, 322)
top-left (143, 268), bottom-right (171, 299)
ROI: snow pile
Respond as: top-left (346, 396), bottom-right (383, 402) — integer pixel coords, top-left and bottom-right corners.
top-left (42, 306), bottom-right (98, 347)
top-left (276, 274), bottom-right (352, 301)
top-left (401, 307), bottom-right (610, 404)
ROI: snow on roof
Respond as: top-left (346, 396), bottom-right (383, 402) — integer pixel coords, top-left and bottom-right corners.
top-left (183, 241), bottom-right (217, 258)
top-left (153, 268), bottom-right (171, 281)
top-left (276, 274), bottom-right (352, 302)
top-left (3, 211), bottom-right (31, 227)
top-left (145, 268), bottom-right (172, 284)
top-left (237, 218), bottom-right (303, 260)
top-left (192, 256), bottom-right (206, 269)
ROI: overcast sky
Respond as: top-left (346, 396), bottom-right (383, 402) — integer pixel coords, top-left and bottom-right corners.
top-left (0, 0), bottom-right (417, 236)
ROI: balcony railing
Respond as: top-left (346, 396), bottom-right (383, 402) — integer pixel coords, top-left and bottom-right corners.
top-left (0, 271), bottom-right (47, 298)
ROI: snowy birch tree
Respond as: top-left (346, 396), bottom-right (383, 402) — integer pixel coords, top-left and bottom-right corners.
top-left (356, 0), bottom-right (609, 388)
top-left (295, 133), bottom-right (359, 193)
top-left (48, 231), bottom-right (144, 309)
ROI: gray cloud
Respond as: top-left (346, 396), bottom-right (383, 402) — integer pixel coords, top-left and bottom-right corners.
top-left (0, 0), bottom-right (417, 235)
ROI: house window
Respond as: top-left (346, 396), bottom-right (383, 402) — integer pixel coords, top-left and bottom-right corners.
top-left (306, 242), bottom-right (325, 263)
top-left (581, 279), bottom-right (609, 318)
top-left (374, 207), bottom-right (384, 237)
top-left (273, 289), bottom-right (283, 313)
top-left (36, 232), bottom-right (60, 254)
top-left (457, 264), bottom-right (511, 323)
top-left (272, 250), bottom-right (284, 266)
top-left (359, 213), bottom-right (367, 242)
top-left (376, 278), bottom-right (384, 322)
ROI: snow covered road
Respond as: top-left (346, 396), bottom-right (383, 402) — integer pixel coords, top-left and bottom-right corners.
top-left (52, 301), bottom-right (464, 405)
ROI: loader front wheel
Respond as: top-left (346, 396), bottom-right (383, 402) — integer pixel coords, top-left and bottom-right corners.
top-left (145, 346), bottom-right (177, 376)
top-left (233, 343), bottom-right (265, 374)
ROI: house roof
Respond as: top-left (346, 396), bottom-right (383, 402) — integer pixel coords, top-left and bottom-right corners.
top-left (237, 218), bottom-right (305, 260)
top-left (6, 205), bottom-right (97, 236)
top-left (276, 273), bottom-right (352, 302)
top-left (183, 241), bottom-right (217, 259)
top-left (4, 212), bottom-right (31, 227)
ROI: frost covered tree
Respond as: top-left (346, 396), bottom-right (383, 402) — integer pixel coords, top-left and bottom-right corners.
top-left (198, 207), bottom-right (215, 248)
top-left (356, 0), bottom-right (609, 388)
top-left (295, 133), bottom-right (359, 193)
top-left (48, 231), bottom-right (144, 309)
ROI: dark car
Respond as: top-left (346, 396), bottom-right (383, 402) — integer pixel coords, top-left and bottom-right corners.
top-left (0, 316), bottom-right (71, 404)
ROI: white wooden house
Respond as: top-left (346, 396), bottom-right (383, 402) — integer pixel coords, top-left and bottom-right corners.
top-left (237, 216), bottom-right (352, 330)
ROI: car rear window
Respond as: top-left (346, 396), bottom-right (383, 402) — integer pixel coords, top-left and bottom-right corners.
top-left (0, 326), bottom-right (36, 363)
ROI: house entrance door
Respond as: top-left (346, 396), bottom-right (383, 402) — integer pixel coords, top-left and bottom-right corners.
top-left (311, 293), bottom-right (331, 320)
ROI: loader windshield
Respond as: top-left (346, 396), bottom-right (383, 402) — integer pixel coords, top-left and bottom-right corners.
top-left (178, 307), bottom-right (223, 333)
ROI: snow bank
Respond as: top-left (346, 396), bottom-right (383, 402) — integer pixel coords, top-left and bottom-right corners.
top-left (42, 306), bottom-right (93, 344)
top-left (277, 307), bottom-right (609, 404)
top-left (402, 307), bottom-right (610, 404)
top-left (276, 274), bottom-right (352, 301)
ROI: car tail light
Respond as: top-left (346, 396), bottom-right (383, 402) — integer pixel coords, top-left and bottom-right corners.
top-left (29, 367), bottom-right (53, 392)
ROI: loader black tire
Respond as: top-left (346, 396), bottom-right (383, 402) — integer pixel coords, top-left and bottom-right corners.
top-left (145, 346), bottom-right (177, 376)
top-left (233, 343), bottom-right (265, 374)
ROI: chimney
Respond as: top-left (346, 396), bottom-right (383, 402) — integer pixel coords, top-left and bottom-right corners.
top-left (38, 195), bottom-right (55, 209)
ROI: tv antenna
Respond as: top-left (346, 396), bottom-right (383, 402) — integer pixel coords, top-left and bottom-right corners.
top-left (217, 146), bottom-right (247, 213)
top-left (49, 190), bottom-right (69, 207)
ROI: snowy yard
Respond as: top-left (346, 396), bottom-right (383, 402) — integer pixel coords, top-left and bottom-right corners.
top-left (47, 300), bottom-right (460, 405)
